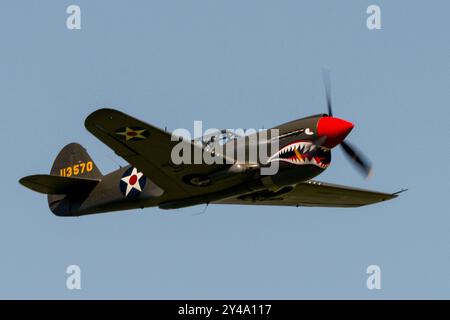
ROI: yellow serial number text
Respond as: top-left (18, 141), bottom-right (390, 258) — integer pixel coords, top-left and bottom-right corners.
top-left (60, 161), bottom-right (93, 177)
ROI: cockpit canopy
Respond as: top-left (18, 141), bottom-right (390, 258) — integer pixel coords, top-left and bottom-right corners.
top-left (193, 129), bottom-right (243, 153)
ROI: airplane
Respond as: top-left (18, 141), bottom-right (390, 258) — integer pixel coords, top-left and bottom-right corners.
top-left (19, 79), bottom-right (402, 216)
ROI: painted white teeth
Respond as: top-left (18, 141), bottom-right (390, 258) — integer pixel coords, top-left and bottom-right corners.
top-left (273, 157), bottom-right (328, 168)
top-left (269, 141), bottom-right (329, 168)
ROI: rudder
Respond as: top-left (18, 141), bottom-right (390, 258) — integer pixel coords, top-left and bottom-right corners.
top-left (48, 143), bottom-right (102, 216)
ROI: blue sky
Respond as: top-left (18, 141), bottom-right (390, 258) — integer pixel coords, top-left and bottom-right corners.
top-left (0, 0), bottom-right (449, 298)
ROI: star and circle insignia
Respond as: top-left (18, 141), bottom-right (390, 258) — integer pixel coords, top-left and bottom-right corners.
top-left (120, 167), bottom-right (147, 198)
top-left (115, 127), bottom-right (150, 141)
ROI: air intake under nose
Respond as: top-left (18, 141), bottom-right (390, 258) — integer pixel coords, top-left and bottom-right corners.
top-left (317, 116), bottom-right (354, 148)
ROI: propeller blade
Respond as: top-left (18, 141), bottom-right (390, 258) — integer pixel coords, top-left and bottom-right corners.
top-left (322, 69), bottom-right (333, 116)
top-left (320, 69), bottom-right (372, 178)
top-left (340, 141), bottom-right (373, 178)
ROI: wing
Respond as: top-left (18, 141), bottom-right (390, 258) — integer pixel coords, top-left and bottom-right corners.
top-left (213, 180), bottom-right (399, 207)
top-left (85, 108), bottom-right (228, 198)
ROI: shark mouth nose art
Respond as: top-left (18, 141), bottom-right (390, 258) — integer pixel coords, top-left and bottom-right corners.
top-left (268, 140), bottom-right (331, 168)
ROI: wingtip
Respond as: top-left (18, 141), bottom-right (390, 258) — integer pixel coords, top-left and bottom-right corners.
top-left (85, 108), bottom-right (118, 131)
top-left (18, 176), bottom-right (27, 187)
top-left (85, 107), bottom-right (124, 123)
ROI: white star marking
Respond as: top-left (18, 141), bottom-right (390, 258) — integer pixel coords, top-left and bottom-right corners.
top-left (121, 168), bottom-right (144, 197)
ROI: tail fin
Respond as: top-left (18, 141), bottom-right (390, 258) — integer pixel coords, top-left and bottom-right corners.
top-left (19, 143), bottom-right (103, 216)
top-left (50, 143), bottom-right (102, 179)
top-left (48, 143), bottom-right (102, 215)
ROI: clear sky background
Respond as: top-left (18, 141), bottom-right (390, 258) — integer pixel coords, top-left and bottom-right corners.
top-left (0, 0), bottom-right (449, 299)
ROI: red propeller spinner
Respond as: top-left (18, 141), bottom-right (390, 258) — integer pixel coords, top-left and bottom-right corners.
top-left (317, 116), bottom-right (354, 149)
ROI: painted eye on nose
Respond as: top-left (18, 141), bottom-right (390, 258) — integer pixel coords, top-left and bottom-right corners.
top-left (305, 128), bottom-right (314, 135)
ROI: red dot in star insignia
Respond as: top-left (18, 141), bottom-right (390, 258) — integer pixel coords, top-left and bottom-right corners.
top-left (129, 175), bottom-right (138, 185)
top-left (127, 132), bottom-right (137, 137)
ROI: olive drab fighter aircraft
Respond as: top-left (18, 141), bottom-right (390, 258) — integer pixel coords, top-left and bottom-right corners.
top-left (19, 79), bottom-right (402, 216)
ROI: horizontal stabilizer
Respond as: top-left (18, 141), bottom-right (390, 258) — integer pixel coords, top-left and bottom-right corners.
top-left (19, 175), bottom-right (100, 195)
